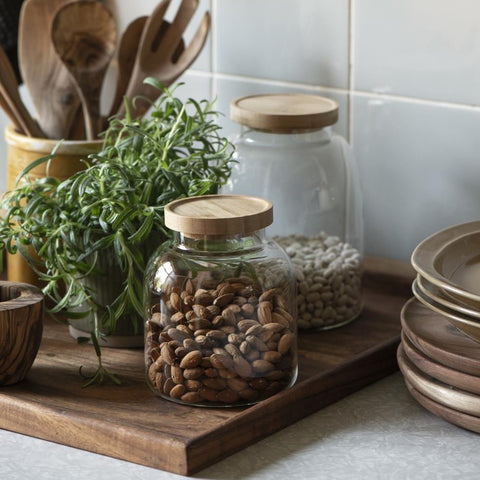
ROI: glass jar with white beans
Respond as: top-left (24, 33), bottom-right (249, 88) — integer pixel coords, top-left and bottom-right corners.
top-left (224, 93), bottom-right (364, 330)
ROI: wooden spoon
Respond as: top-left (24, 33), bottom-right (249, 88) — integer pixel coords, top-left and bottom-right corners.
top-left (117, 0), bottom-right (210, 119)
top-left (108, 16), bottom-right (148, 118)
top-left (18, 0), bottom-right (81, 139)
top-left (51, 1), bottom-right (117, 140)
top-left (0, 44), bottom-right (44, 137)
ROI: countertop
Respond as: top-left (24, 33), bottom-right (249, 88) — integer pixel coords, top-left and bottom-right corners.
top-left (1, 372), bottom-right (479, 480)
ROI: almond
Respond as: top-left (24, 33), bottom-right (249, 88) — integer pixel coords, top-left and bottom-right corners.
top-left (170, 292), bottom-right (182, 312)
top-left (252, 359), bottom-right (274, 373)
top-left (278, 332), bottom-right (295, 355)
top-left (179, 350), bottom-right (202, 369)
top-left (181, 391), bottom-right (202, 404)
top-left (213, 293), bottom-right (234, 307)
top-left (233, 355), bottom-right (252, 378)
top-left (169, 384), bottom-right (186, 399)
top-left (259, 288), bottom-right (277, 302)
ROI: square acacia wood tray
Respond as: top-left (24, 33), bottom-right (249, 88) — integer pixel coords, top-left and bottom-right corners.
top-left (0, 257), bottom-right (413, 475)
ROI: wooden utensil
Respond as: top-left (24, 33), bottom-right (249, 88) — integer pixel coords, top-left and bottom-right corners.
top-left (51, 1), bottom-right (117, 140)
top-left (0, 84), bottom-right (24, 135)
top-left (108, 15), bottom-right (148, 117)
top-left (0, 44), bottom-right (43, 137)
top-left (117, 0), bottom-right (210, 119)
top-left (18, 0), bottom-right (81, 139)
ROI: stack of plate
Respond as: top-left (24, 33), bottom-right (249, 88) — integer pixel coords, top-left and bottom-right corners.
top-left (399, 220), bottom-right (480, 433)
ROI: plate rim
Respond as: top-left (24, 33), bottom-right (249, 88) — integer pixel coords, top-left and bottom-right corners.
top-left (397, 343), bottom-right (480, 417)
top-left (416, 274), bottom-right (480, 320)
top-left (404, 379), bottom-right (480, 434)
top-left (411, 278), bottom-right (480, 344)
top-left (411, 221), bottom-right (480, 303)
top-left (401, 331), bottom-right (480, 395)
top-left (400, 297), bottom-right (480, 376)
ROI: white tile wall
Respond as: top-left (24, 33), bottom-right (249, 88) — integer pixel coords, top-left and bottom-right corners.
top-left (354, 0), bottom-right (480, 105)
top-left (353, 95), bottom-right (480, 260)
top-left (4, 0), bottom-right (480, 262)
top-left (215, 0), bottom-right (349, 88)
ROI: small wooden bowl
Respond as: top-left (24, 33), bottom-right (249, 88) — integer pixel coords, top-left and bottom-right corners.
top-left (0, 281), bottom-right (44, 385)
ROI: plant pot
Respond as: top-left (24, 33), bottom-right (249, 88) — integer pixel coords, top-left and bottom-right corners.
top-left (67, 246), bottom-right (150, 348)
top-left (4, 125), bottom-right (103, 287)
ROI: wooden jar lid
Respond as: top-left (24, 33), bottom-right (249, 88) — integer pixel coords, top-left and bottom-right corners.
top-left (164, 195), bottom-right (273, 237)
top-left (230, 93), bottom-right (339, 133)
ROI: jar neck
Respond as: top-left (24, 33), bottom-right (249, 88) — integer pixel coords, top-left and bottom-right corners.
top-left (173, 230), bottom-right (266, 253)
top-left (238, 125), bottom-right (332, 146)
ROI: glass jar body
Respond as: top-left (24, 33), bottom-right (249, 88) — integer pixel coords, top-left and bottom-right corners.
top-left (144, 231), bottom-right (298, 407)
top-left (224, 127), bottom-right (364, 330)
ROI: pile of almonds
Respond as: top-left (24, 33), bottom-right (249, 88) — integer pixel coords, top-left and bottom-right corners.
top-left (146, 275), bottom-right (297, 406)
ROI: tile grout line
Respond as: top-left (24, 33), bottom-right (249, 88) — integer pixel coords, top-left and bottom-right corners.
top-left (210, 0), bottom-right (218, 101)
top-left (348, 0), bottom-right (355, 146)
top-left (188, 69), bottom-right (480, 113)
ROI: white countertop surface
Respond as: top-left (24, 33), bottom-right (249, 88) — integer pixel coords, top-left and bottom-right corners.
top-left (1, 372), bottom-right (479, 480)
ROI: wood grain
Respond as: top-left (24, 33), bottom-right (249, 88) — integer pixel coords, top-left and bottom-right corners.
top-left (19, 0), bottom-right (80, 139)
top-left (164, 194), bottom-right (273, 237)
top-left (117, 0), bottom-right (210, 119)
top-left (0, 257), bottom-right (413, 475)
top-left (0, 282), bottom-right (44, 385)
top-left (51, 1), bottom-right (117, 140)
top-left (402, 332), bottom-right (480, 395)
top-left (398, 344), bottom-right (480, 417)
top-left (401, 298), bottom-right (480, 376)
top-left (108, 16), bottom-right (148, 117)
top-left (0, 45), bottom-right (43, 138)
top-left (406, 381), bottom-right (480, 434)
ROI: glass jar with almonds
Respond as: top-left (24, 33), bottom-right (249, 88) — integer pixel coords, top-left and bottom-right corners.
top-left (144, 194), bottom-right (298, 407)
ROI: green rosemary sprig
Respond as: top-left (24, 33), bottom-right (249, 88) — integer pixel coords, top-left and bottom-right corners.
top-left (0, 79), bottom-right (235, 385)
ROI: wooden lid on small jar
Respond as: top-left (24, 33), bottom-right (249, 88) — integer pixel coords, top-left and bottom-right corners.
top-left (164, 195), bottom-right (273, 237)
top-left (230, 93), bottom-right (338, 133)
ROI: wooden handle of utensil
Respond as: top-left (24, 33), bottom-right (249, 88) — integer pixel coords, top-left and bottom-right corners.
top-left (0, 45), bottom-right (44, 137)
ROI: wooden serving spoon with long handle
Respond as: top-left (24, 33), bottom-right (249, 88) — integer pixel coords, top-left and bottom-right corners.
top-left (18, 0), bottom-right (81, 139)
top-left (117, 0), bottom-right (210, 119)
top-left (0, 44), bottom-right (44, 137)
top-left (52, 1), bottom-right (117, 140)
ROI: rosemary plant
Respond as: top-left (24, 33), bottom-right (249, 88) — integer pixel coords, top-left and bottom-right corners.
top-left (0, 79), bottom-right (235, 386)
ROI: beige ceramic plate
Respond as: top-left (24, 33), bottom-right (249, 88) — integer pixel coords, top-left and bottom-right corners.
top-left (400, 297), bottom-right (480, 376)
top-left (412, 278), bottom-right (480, 343)
top-left (411, 221), bottom-right (480, 303)
top-left (397, 344), bottom-right (480, 417)
top-left (416, 274), bottom-right (480, 319)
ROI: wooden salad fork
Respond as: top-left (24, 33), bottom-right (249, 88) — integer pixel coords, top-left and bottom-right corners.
top-left (117, 0), bottom-right (211, 119)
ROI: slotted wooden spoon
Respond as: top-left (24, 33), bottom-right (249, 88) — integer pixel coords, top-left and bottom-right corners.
top-left (18, 0), bottom-right (81, 139)
top-left (117, 0), bottom-right (210, 119)
top-left (52, 1), bottom-right (117, 140)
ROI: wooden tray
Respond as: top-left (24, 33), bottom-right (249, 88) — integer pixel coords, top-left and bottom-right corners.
top-left (0, 257), bottom-right (413, 475)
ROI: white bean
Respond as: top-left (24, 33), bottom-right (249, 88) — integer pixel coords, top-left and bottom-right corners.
top-left (274, 232), bottom-right (363, 330)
